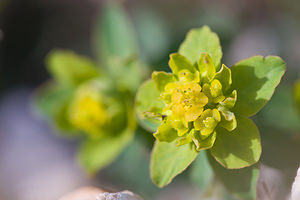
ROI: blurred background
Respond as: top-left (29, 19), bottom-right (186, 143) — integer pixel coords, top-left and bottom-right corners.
top-left (0, 0), bottom-right (300, 199)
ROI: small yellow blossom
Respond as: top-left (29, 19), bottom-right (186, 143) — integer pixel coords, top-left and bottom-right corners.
top-left (69, 85), bottom-right (108, 136)
top-left (194, 109), bottom-right (221, 135)
top-left (151, 52), bottom-right (237, 148)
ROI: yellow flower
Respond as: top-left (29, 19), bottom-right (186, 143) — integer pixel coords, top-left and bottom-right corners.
top-left (69, 85), bottom-right (108, 136)
top-left (151, 52), bottom-right (237, 148)
top-left (162, 81), bottom-right (209, 135)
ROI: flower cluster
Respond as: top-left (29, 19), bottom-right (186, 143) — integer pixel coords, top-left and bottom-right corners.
top-left (152, 53), bottom-right (237, 150)
top-left (69, 80), bottom-right (126, 137)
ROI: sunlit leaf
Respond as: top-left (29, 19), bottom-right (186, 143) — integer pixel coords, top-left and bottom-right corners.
top-left (231, 56), bottom-right (286, 117)
top-left (179, 26), bottom-right (222, 68)
top-left (151, 141), bottom-right (198, 187)
top-left (211, 115), bottom-right (261, 169)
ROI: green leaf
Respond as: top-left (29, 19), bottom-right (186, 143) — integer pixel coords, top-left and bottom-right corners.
top-left (179, 25), bottom-right (222, 68)
top-left (152, 71), bottom-right (175, 92)
top-left (132, 7), bottom-right (170, 62)
top-left (169, 53), bottom-right (196, 74)
top-left (190, 150), bottom-right (214, 190)
top-left (294, 80), bottom-right (300, 115)
top-left (47, 50), bottom-right (100, 86)
top-left (94, 0), bottom-right (138, 64)
top-left (210, 115), bottom-right (261, 169)
top-left (35, 82), bottom-right (70, 117)
top-left (34, 81), bottom-right (76, 132)
top-left (135, 80), bottom-right (165, 132)
top-left (93, 1), bottom-right (142, 92)
top-left (208, 154), bottom-right (259, 200)
top-left (107, 57), bottom-right (143, 92)
top-left (231, 56), bottom-right (286, 117)
top-left (151, 141), bottom-right (198, 187)
top-left (78, 124), bottom-right (135, 173)
top-left (55, 101), bottom-right (76, 132)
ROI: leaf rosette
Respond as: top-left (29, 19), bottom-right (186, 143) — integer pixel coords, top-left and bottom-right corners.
top-left (35, 50), bottom-right (137, 173)
top-left (136, 25), bottom-right (286, 188)
top-left (35, 1), bottom-right (144, 173)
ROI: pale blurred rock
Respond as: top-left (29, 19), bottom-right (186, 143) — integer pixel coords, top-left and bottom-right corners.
top-left (257, 164), bottom-right (289, 200)
top-left (96, 191), bottom-right (143, 200)
top-left (60, 187), bottom-right (106, 200)
top-left (291, 166), bottom-right (300, 200)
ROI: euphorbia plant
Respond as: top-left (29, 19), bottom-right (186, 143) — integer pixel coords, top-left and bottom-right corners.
top-left (35, 1), bottom-right (143, 173)
top-left (136, 25), bottom-right (286, 192)
top-left (36, 49), bottom-right (138, 173)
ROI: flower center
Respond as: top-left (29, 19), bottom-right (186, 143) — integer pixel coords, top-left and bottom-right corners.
top-left (203, 117), bottom-right (215, 128)
top-left (69, 89), bottom-right (108, 135)
top-left (171, 82), bottom-right (207, 110)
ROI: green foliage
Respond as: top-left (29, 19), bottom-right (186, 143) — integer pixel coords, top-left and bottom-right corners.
top-left (35, 1), bottom-right (144, 173)
top-left (135, 80), bottom-right (165, 132)
top-left (94, 1), bottom-right (138, 63)
top-left (179, 26), bottom-right (222, 67)
top-left (37, 49), bottom-right (137, 172)
top-left (210, 115), bottom-right (261, 169)
top-left (78, 130), bottom-right (133, 174)
top-left (132, 6), bottom-right (170, 62)
top-left (208, 154), bottom-right (259, 200)
top-left (135, 25), bottom-right (285, 190)
top-left (34, 3), bottom-right (290, 197)
top-left (78, 111), bottom-right (136, 173)
top-left (47, 50), bottom-right (100, 86)
top-left (35, 82), bottom-right (76, 132)
top-left (231, 56), bottom-right (286, 117)
top-left (93, 1), bottom-right (142, 92)
top-left (150, 141), bottom-right (198, 187)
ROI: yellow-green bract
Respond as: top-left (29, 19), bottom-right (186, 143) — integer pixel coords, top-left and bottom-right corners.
top-left (136, 25), bottom-right (286, 188)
